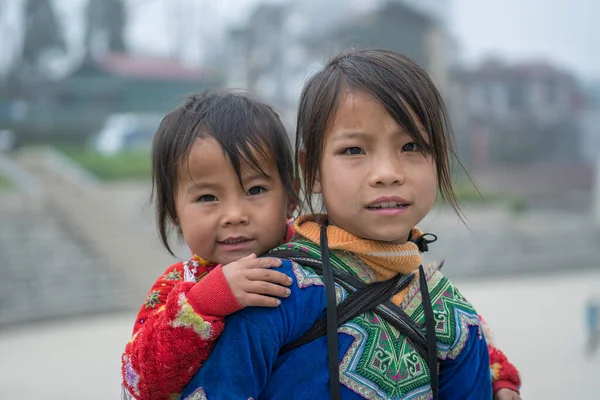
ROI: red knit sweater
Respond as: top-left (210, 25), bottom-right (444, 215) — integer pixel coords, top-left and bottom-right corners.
top-left (122, 252), bottom-right (521, 399)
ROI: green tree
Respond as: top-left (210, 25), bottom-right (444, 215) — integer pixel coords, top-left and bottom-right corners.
top-left (20, 0), bottom-right (66, 76)
top-left (85, 0), bottom-right (127, 54)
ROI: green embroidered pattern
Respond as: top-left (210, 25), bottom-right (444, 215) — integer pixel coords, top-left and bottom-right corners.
top-left (272, 239), bottom-right (481, 399)
top-left (170, 292), bottom-right (213, 339)
top-left (143, 289), bottom-right (161, 309)
top-left (402, 269), bottom-right (482, 360)
top-left (163, 270), bottom-right (183, 281)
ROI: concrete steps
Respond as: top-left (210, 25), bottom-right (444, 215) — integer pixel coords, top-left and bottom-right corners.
top-left (0, 148), bottom-right (180, 327)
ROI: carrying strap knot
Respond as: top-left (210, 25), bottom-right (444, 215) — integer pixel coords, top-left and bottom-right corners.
top-left (413, 233), bottom-right (438, 253)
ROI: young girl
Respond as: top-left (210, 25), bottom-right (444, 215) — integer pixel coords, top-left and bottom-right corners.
top-left (122, 88), bottom-right (521, 399)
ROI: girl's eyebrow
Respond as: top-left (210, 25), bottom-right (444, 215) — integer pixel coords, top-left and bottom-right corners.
top-left (243, 171), bottom-right (272, 182)
top-left (332, 128), bottom-right (415, 142)
top-left (187, 181), bottom-right (219, 194)
top-left (331, 131), bottom-right (370, 142)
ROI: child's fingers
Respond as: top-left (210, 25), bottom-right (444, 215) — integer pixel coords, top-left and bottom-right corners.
top-left (243, 293), bottom-right (283, 308)
top-left (244, 280), bottom-right (292, 300)
top-left (245, 268), bottom-right (292, 286)
top-left (239, 253), bottom-right (257, 260)
top-left (244, 257), bottom-right (282, 269)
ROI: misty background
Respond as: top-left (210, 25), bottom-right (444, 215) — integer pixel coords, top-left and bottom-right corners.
top-left (0, 0), bottom-right (598, 398)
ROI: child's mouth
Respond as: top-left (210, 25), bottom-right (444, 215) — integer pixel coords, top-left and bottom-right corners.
top-left (221, 237), bottom-right (251, 244)
top-left (218, 236), bottom-right (254, 251)
top-left (365, 201), bottom-right (410, 216)
top-left (366, 202), bottom-right (408, 209)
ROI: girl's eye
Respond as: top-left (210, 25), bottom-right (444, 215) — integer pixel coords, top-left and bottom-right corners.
top-left (247, 186), bottom-right (267, 196)
top-left (196, 194), bottom-right (217, 202)
top-left (402, 142), bottom-right (419, 152)
top-left (341, 147), bottom-right (365, 155)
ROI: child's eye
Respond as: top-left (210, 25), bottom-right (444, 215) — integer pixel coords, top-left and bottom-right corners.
top-left (341, 147), bottom-right (365, 155)
top-left (196, 194), bottom-right (217, 202)
top-left (247, 186), bottom-right (267, 196)
top-left (402, 142), bottom-right (419, 152)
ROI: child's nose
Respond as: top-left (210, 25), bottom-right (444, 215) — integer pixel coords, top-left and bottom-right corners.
top-left (221, 204), bottom-right (250, 226)
top-left (369, 155), bottom-right (406, 187)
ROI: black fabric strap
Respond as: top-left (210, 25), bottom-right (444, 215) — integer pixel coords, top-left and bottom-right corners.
top-left (320, 223), bottom-right (341, 400)
top-left (269, 229), bottom-right (440, 397)
top-left (419, 264), bottom-right (439, 400)
top-left (282, 273), bottom-right (412, 353)
top-left (270, 249), bottom-right (428, 359)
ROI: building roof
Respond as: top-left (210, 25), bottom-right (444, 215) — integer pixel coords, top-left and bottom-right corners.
top-left (91, 53), bottom-right (206, 81)
top-left (452, 60), bottom-right (577, 83)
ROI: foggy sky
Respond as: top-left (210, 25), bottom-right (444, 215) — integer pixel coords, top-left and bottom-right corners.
top-left (0, 0), bottom-right (597, 80)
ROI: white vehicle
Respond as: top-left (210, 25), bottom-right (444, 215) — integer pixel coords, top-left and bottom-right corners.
top-left (92, 113), bottom-right (163, 155)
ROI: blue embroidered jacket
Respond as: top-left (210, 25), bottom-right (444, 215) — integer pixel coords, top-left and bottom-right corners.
top-left (180, 251), bottom-right (491, 400)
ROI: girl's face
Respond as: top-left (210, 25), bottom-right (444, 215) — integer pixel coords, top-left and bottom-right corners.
top-left (175, 137), bottom-right (290, 265)
top-left (312, 91), bottom-right (438, 244)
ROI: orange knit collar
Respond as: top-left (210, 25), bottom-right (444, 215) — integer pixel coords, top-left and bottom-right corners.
top-left (292, 214), bottom-right (423, 280)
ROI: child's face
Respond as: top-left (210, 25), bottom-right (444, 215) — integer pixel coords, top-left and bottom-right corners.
top-left (313, 91), bottom-right (437, 244)
top-left (175, 137), bottom-right (290, 265)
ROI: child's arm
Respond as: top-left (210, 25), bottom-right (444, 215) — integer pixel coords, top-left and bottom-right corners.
top-left (479, 314), bottom-right (522, 398)
top-left (438, 324), bottom-right (493, 399)
top-left (121, 255), bottom-right (291, 400)
top-left (121, 261), bottom-right (232, 400)
top-left (179, 260), bottom-right (314, 399)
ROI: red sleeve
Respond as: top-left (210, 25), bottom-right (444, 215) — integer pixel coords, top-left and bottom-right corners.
top-left (489, 346), bottom-right (521, 394)
top-left (187, 265), bottom-right (243, 317)
top-left (122, 281), bottom-right (224, 399)
top-left (131, 262), bottom-right (186, 335)
top-left (480, 314), bottom-right (522, 396)
top-left (122, 259), bottom-right (242, 400)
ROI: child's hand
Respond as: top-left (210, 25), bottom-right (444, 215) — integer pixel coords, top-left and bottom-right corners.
top-left (222, 254), bottom-right (293, 308)
top-left (494, 389), bottom-right (521, 400)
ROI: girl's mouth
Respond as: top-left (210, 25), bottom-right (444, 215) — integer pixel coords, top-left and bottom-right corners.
top-left (217, 236), bottom-right (255, 251)
top-left (366, 202), bottom-right (408, 209)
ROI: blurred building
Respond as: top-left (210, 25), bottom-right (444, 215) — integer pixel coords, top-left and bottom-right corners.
top-left (580, 82), bottom-right (600, 165)
top-left (450, 59), bottom-right (594, 211)
top-left (16, 53), bottom-right (222, 146)
top-left (450, 59), bottom-right (587, 167)
top-left (224, 0), bottom-right (453, 136)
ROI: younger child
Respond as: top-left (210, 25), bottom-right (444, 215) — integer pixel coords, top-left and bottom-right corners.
top-left (121, 89), bottom-right (521, 399)
top-left (122, 90), bottom-right (297, 399)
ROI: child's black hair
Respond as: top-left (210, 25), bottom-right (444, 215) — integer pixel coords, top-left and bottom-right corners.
top-left (151, 90), bottom-right (296, 255)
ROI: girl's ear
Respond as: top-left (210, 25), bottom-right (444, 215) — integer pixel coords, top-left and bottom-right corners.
top-left (287, 199), bottom-right (297, 219)
top-left (312, 170), bottom-right (322, 194)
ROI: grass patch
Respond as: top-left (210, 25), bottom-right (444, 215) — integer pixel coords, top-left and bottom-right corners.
top-left (60, 147), bottom-right (151, 181)
top-left (0, 172), bottom-right (12, 189)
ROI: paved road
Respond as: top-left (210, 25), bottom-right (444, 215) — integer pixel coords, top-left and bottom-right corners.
top-left (0, 270), bottom-right (597, 399)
